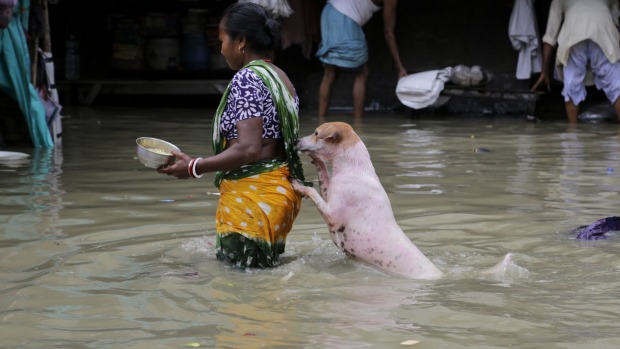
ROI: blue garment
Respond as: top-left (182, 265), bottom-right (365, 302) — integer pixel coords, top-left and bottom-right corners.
top-left (315, 3), bottom-right (368, 69)
top-left (0, 0), bottom-right (53, 148)
top-left (574, 216), bottom-right (620, 240)
top-left (562, 39), bottom-right (620, 105)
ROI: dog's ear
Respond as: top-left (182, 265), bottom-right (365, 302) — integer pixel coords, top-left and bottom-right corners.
top-left (325, 130), bottom-right (341, 143)
top-left (319, 124), bottom-right (341, 143)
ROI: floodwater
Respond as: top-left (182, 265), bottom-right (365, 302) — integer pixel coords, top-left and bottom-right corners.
top-left (2, 107), bottom-right (620, 349)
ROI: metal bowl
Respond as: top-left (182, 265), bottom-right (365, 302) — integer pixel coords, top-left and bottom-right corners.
top-left (135, 137), bottom-right (180, 168)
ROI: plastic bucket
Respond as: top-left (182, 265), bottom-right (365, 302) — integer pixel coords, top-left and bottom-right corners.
top-left (182, 9), bottom-right (207, 36)
top-left (182, 36), bottom-right (210, 70)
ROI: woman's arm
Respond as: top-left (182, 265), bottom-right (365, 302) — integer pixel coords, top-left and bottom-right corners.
top-left (157, 117), bottom-right (263, 178)
top-left (196, 117), bottom-right (263, 174)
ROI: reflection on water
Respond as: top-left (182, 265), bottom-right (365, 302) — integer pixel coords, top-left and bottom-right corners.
top-left (1, 149), bottom-right (64, 240)
top-left (2, 108), bottom-right (620, 348)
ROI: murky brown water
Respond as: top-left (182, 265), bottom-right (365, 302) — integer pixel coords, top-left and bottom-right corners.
top-left (2, 107), bottom-right (620, 348)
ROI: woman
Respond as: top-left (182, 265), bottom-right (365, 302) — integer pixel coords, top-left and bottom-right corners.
top-left (158, 2), bottom-right (307, 268)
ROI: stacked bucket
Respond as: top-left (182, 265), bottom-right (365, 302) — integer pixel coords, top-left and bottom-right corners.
top-left (181, 9), bottom-right (210, 71)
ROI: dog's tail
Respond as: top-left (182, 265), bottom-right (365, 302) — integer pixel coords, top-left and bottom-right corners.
top-left (480, 253), bottom-right (528, 278)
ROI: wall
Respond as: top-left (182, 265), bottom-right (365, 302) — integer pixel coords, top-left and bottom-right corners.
top-left (48, 0), bottom-right (553, 111)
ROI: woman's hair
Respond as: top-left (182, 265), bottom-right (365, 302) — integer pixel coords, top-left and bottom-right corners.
top-left (222, 2), bottom-right (281, 52)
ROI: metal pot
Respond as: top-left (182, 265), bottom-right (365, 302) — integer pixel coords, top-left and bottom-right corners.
top-left (135, 137), bottom-right (180, 168)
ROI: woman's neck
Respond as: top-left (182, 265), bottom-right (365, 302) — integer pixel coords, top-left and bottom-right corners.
top-left (244, 53), bottom-right (273, 66)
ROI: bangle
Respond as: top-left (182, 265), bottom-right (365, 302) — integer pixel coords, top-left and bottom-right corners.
top-left (187, 158), bottom-right (195, 178)
top-left (191, 157), bottom-right (204, 178)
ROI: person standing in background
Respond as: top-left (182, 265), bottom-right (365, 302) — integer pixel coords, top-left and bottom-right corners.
top-left (0, 0), bottom-right (15, 28)
top-left (316, 0), bottom-right (407, 119)
top-left (531, 0), bottom-right (620, 123)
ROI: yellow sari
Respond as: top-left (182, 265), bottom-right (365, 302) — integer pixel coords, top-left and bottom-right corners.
top-left (212, 61), bottom-right (308, 268)
top-left (216, 165), bottom-right (301, 267)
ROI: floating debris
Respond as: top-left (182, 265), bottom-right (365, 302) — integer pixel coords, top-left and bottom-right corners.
top-left (401, 339), bottom-right (420, 345)
top-left (164, 271), bottom-right (199, 280)
top-left (280, 271), bottom-right (294, 282)
top-left (574, 216), bottom-right (620, 240)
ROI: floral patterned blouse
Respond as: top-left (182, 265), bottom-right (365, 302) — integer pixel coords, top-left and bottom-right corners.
top-left (220, 67), bottom-right (299, 140)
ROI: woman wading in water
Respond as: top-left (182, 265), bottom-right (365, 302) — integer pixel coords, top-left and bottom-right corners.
top-left (158, 2), bottom-right (307, 268)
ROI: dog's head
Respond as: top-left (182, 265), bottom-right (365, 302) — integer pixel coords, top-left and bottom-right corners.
top-left (295, 122), bottom-right (361, 160)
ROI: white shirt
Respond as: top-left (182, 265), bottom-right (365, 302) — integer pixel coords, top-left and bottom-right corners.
top-left (542, 0), bottom-right (620, 65)
top-left (328, 0), bottom-right (381, 26)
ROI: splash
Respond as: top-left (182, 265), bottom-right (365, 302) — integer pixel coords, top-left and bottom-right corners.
top-left (480, 253), bottom-right (529, 279)
top-left (181, 235), bottom-right (216, 256)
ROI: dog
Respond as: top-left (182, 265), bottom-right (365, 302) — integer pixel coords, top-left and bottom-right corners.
top-left (291, 122), bottom-right (444, 279)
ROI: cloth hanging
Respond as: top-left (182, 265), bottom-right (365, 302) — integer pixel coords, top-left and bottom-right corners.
top-left (508, 0), bottom-right (542, 79)
top-left (281, 0), bottom-right (321, 59)
top-left (0, 0), bottom-right (53, 148)
top-left (37, 49), bottom-right (62, 146)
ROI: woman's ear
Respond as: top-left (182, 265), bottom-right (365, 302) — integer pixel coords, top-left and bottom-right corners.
top-left (238, 37), bottom-right (247, 54)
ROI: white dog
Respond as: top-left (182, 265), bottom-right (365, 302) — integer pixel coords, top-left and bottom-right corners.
top-left (291, 122), bottom-right (444, 279)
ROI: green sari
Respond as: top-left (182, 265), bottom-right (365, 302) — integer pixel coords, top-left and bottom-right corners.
top-left (212, 59), bottom-right (307, 188)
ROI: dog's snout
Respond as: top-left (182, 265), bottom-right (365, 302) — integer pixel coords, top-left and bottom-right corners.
top-left (294, 138), bottom-right (309, 153)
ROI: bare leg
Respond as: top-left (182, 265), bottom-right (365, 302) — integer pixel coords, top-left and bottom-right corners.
top-left (614, 97), bottom-right (620, 123)
top-left (565, 99), bottom-right (579, 124)
top-left (319, 65), bottom-right (336, 118)
top-left (352, 64), bottom-right (369, 118)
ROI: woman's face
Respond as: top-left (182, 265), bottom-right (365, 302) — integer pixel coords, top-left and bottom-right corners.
top-left (219, 18), bottom-right (244, 70)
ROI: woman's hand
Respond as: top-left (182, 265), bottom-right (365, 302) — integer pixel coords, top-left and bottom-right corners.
top-left (157, 150), bottom-right (193, 179)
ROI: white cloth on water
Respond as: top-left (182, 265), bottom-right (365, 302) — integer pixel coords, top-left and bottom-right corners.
top-left (396, 67), bottom-right (453, 109)
top-left (508, 0), bottom-right (542, 79)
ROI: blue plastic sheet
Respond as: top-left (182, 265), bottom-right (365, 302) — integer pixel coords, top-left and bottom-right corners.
top-left (0, 0), bottom-right (53, 148)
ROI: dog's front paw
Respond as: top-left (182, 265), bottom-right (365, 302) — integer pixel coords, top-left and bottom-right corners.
top-left (290, 179), bottom-right (307, 195)
top-left (309, 154), bottom-right (323, 163)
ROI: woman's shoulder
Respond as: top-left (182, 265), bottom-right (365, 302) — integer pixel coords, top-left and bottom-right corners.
top-left (232, 67), bottom-right (264, 87)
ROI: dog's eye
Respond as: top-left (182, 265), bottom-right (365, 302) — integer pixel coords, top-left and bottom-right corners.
top-left (314, 131), bottom-right (318, 136)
